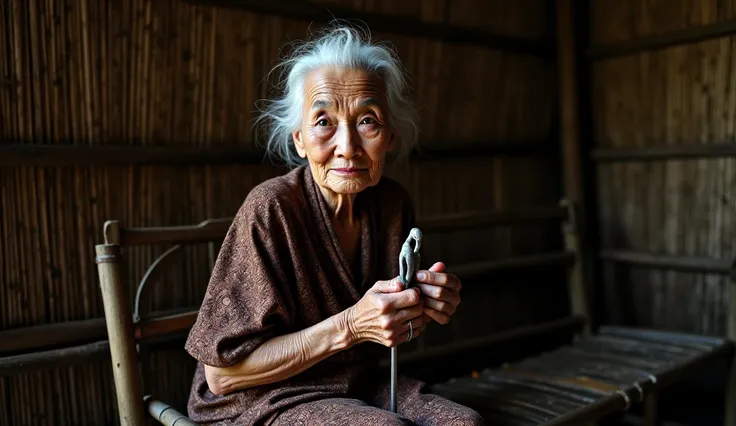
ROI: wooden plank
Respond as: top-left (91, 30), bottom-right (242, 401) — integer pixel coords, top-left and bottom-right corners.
top-left (599, 250), bottom-right (732, 275)
top-left (0, 317), bottom-right (107, 355)
top-left (0, 341), bottom-right (110, 377)
top-left (117, 218), bottom-right (233, 246)
top-left (134, 311), bottom-right (198, 340)
top-left (0, 143), bottom-right (269, 166)
top-left (184, 0), bottom-right (553, 58)
top-left (419, 206), bottom-right (567, 233)
top-left (592, 144), bottom-right (736, 162)
top-left (589, 19), bottom-right (736, 61)
top-left (386, 315), bottom-right (586, 365)
top-left (0, 141), bottom-right (557, 167)
top-left (453, 251), bottom-right (575, 279)
top-left (116, 206), bottom-right (566, 246)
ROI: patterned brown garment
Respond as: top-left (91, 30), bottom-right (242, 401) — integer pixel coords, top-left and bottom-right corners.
top-left (184, 165), bottom-right (485, 426)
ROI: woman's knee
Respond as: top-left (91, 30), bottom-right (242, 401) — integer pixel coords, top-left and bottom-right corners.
top-left (271, 398), bottom-right (412, 426)
top-left (447, 408), bottom-right (485, 426)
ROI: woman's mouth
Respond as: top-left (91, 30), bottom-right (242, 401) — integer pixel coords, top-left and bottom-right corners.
top-left (331, 167), bottom-right (365, 176)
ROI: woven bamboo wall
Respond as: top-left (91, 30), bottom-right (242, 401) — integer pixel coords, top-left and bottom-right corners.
top-left (0, 0), bottom-right (560, 424)
top-left (590, 0), bottom-right (736, 335)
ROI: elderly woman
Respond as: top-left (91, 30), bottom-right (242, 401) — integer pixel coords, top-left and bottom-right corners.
top-left (184, 25), bottom-right (485, 426)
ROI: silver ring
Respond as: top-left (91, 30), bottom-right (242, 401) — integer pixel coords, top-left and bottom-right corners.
top-left (406, 321), bottom-right (413, 342)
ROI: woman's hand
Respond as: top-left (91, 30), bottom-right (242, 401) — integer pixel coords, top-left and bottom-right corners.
top-left (346, 277), bottom-right (427, 347)
top-left (415, 262), bottom-right (462, 325)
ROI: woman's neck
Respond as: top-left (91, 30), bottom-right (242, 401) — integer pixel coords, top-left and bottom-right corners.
top-left (319, 187), bottom-right (359, 226)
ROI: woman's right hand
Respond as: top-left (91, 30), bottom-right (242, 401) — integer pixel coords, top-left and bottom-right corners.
top-left (346, 277), bottom-right (426, 347)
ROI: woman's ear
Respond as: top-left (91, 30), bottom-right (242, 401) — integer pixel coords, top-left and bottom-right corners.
top-left (387, 128), bottom-right (397, 151)
top-left (292, 131), bottom-right (306, 158)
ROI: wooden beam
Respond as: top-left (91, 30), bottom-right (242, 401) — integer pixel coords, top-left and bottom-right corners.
top-left (117, 218), bottom-right (233, 246)
top-left (134, 311), bottom-right (198, 340)
top-left (0, 141), bottom-right (556, 167)
top-left (0, 317), bottom-right (107, 355)
top-left (0, 143), bottom-right (270, 167)
top-left (592, 144), bottom-right (736, 162)
top-left (412, 140), bottom-right (558, 161)
top-left (184, 0), bottom-right (553, 58)
top-left (419, 206), bottom-right (567, 233)
top-left (115, 206), bottom-right (567, 246)
top-left (589, 19), bottom-right (736, 61)
top-left (384, 315), bottom-right (586, 366)
top-left (0, 341), bottom-right (111, 377)
top-left (599, 249), bottom-right (732, 275)
top-left (0, 333), bottom-right (189, 377)
top-left (453, 251), bottom-right (576, 279)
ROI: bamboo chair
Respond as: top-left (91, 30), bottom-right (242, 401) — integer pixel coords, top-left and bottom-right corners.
top-left (95, 199), bottom-right (735, 426)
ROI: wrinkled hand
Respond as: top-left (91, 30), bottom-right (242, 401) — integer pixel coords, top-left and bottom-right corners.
top-left (415, 262), bottom-right (462, 325)
top-left (347, 277), bottom-right (428, 347)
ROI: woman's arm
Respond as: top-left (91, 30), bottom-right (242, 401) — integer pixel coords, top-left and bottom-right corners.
top-left (204, 309), bottom-right (353, 395)
top-left (204, 277), bottom-right (426, 395)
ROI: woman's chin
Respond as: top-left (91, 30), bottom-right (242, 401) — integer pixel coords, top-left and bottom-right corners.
top-left (329, 179), bottom-right (372, 195)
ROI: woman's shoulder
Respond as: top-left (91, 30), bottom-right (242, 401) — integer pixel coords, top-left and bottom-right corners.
top-left (236, 167), bottom-right (308, 223)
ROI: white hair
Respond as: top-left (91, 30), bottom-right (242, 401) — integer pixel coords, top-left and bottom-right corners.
top-left (254, 23), bottom-right (420, 168)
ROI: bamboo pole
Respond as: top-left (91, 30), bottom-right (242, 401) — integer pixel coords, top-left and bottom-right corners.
top-left (145, 397), bottom-right (198, 426)
top-left (95, 243), bottom-right (145, 426)
top-left (556, 0), bottom-right (591, 335)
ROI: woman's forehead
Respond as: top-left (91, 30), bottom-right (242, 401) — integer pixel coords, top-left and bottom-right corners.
top-left (304, 67), bottom-right (387, 105)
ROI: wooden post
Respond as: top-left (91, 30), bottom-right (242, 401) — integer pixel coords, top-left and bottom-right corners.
top-left (561, 199), bottom-right (591, 336)
top-left (96, 243), bottom-right (145, 426)
top-left (726, 257), bottom-right (736, 426)
top-left (556, 0), bottom-right (593, 336)
top-left (556, 0), bottom-right (584, 203)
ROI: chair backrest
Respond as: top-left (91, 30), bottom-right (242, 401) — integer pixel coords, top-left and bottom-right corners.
top-left (94, 199), bottom-right (585, 426)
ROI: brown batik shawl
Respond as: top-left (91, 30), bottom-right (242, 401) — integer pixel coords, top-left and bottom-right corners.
top-left (184, 165), bottom-right (421, 425)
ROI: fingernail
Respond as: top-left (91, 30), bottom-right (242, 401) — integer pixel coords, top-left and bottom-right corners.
top-left (417, 272), bottom-right (426, 280)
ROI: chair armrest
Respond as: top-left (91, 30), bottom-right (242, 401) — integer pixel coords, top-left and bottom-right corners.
top-left (144, 395), bottom-right (199, 426)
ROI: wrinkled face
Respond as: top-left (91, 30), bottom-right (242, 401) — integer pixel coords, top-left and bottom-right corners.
top-left (292, 66), bottom-right (396, 196)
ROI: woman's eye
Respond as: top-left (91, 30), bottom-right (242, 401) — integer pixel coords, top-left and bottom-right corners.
top-left (361, 117), bottom-right (376, 125)
top-left (316, 119), bottom-right (328, 126)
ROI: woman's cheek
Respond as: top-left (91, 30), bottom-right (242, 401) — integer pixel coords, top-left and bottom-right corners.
top-left (308, 126), bottom-right (335, 141)
top-left (359, 124), bottom-right (380, 138)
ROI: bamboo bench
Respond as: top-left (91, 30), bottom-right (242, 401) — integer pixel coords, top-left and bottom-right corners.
top-left (94, 199), bottom-right (736, 426)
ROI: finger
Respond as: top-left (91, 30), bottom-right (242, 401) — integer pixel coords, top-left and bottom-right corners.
top-left (396, 318), bottom-right (424, 345)
top-left (415, 283), bottom-right (459, 302)
top-left (372, 277), bottom-right (404, 293)
top-left (416, 271), bottom-right (460, 290)
top-left (423, 307), bottom-right (451, 325)
top-left (392, 303), bottom-right (424, 324)
top-left (428, 262), bottom-right (445, 272)
top-left (387, 287), bottom-right (422, 310)
top-left (422, 296), bottom-right (457, 316)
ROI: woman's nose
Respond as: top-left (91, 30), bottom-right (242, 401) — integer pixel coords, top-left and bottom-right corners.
top-left (334, 124), bottom-right (361, 158)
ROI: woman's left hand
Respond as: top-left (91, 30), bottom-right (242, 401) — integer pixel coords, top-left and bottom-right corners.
top-left (414, 262), bottom-right (461, 325)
